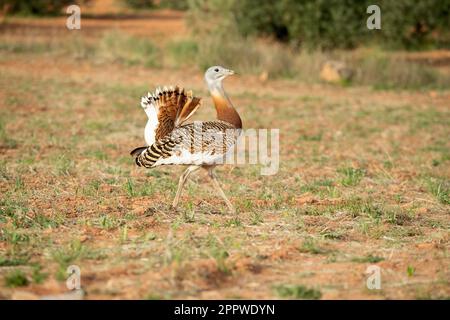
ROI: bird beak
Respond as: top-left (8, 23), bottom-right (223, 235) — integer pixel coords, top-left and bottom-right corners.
top-left (227, 69), bottom-right (235, 75)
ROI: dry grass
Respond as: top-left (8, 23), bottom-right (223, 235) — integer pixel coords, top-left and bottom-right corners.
top-left (0, 11), bottom-right (449, 300)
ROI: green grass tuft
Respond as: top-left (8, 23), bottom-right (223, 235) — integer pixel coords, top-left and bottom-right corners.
top-left (338, 167), bottom-right (365, 187)
top-left (0, 119), bottom-right (18, 149)
top-left (351, 254), bottom-right (384, 263)
top-left (425, 178), bottom-right (449, 205)
top-left (274, 284), bottom-right (322, 300)
top-left (4, 270), bottom-right (29, 288)
top-left (299, 238), bottom-right (328, 255)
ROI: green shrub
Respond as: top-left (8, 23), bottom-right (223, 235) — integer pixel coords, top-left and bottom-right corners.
top-left (380, 0), bottom-right (450, 49)
top-left (188, 0), bottom-right (450, 50)
top-left (1, 0), bottom-right (80, 16)
top-left (121, 0), bottom-right (188, 10)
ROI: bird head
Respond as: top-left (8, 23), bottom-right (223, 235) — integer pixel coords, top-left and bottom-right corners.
top-left (204, 66), bottom-right (235, 85)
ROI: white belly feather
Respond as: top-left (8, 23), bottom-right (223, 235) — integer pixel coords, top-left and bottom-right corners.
top-left (153, 146), bottom-right (234, 167)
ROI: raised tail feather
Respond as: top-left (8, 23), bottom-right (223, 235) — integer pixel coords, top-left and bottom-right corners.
top-left (141, 86), bottom-right (201, 142)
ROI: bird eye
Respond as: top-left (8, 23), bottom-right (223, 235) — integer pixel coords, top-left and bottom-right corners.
top-left (214, 68), bottom-right (219, 72)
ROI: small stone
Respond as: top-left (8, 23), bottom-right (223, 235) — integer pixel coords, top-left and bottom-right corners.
top-left (259, 71), bottom-right (269, 83)
top-left (79, 235), bottom-right (89, 243)
top-left (320, 60), bottom-right (353, 83)
top-left (296, 195), bottom-right (318, 205)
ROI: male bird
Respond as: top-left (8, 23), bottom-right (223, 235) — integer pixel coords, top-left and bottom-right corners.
top-left (130, 66), bottom-right (242, 212)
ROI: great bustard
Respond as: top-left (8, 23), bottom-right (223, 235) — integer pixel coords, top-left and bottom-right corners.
top-left (130, 66), bottom-right (242, 212)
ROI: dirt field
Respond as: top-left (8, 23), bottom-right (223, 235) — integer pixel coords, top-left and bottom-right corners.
top-left (0, 7), bottom-right (449, 300)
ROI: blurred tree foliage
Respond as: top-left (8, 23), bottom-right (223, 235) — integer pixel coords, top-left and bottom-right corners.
top-left (380, 0), bottom-right (450, 48)
top-left (189, 0), bottom-right (450, 50)
top-left (122, 0), bottom-right (188, 10)
top-left (0, 0), bottom-right (189, 15)
top-left (159, 0), bottom-right (189, 10)
top-left (121, 0), bottom-right (155, 9)
top-left (0, 0), bottom-right (86, 15)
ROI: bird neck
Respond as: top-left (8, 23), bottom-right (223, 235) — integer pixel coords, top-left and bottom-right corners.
top-left (208, 81), bottom-right (242, 129)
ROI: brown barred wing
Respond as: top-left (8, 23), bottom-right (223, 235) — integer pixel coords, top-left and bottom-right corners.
top-left (132, 121), bottom-right (239, 168)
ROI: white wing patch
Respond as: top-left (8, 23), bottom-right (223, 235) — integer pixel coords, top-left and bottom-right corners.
top-left (141, 90), bottom-right (161, 146)
top-left (143, 109), bottom-right (158, 146)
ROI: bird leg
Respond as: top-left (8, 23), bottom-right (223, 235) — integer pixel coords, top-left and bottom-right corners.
top-left (172, 165), bottom-right (200, 209)
top-left (207, 167), bottom-right (236, 213)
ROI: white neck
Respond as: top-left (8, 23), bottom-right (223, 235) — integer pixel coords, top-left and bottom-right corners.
top-left (206, 79), bottom-right (233, 108)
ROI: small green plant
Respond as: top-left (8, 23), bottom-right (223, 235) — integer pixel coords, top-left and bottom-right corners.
top-left (299, 238), bottom-right (327, 255)
top-left (250, 211), bottom-right (263, 225)
top-left (0, 255), bottom-right (29, 267)
top-left (298, 132), bottom-right (323, 142)
top-left (97, 215), bottom-right (121, 229)
top-left (124, 178), bottom-right (135, 197)
top-left (207, 236), bottom-right (231, 275)
top-left (120, 225), bottom-right (128, 243)
top-left (300, 178), bottom-right (337, 198)
top-left (55, 154), bottom-right (75, 176)
top-left (338, 167), bottom-right (365, 187)
top-left (52, 240), bottom-right (85, 267)
top-left (139, 182), bottom-right (155, 196)
top-left (34, 213), bottom-right (62, 229)
top-left (274, 284), bottom-right (322, 300)
top-left (407, 266), bottom-right (415, 277)
top-left (32, 264), bottom-right (48, 284)
top-left (14, 176), bottom-right (24, 191)
top-left (1, 229), bottom-right (30, 244)
top-left (83, 179), bottom-right (101, 196)
top-left (320, 230), bottom-right (344, 240)
top-left (4, 270), bottom-right (29, 288)
top-left (223, 217), bottom-right (242, 228)
top-left (425, 178), bottom-right (449, 205)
